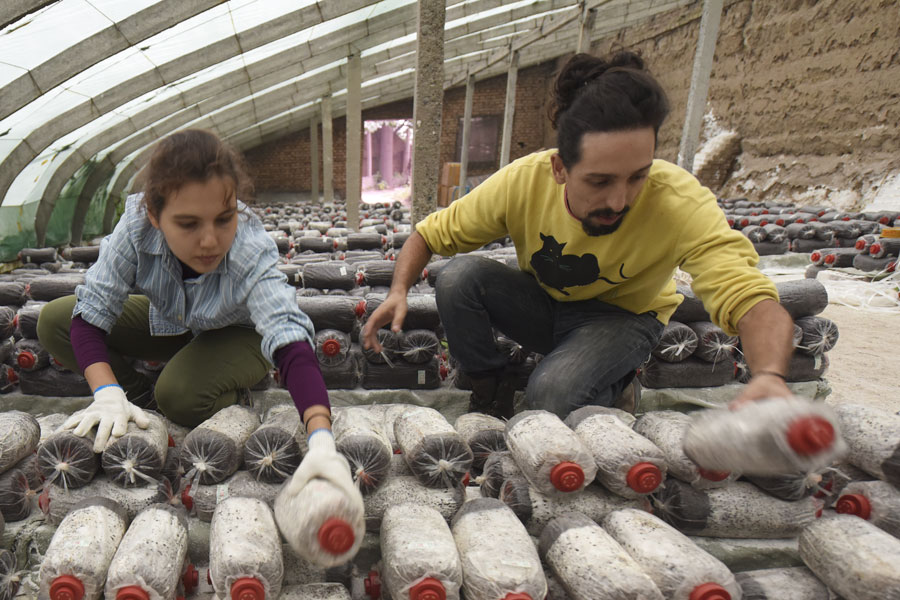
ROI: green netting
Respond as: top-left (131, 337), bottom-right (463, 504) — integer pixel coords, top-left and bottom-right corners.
top-left (0, 201), bottom-right (38, 263)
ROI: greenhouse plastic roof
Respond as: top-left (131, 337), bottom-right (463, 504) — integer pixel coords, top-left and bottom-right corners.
top-left (0, 0), bottom-right (694, 226)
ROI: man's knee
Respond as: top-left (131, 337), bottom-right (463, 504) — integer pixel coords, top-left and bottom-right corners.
top-left (434, 255), bottom-right (490, 297)
top-left (524, 367), bottom-right (617, 419)
top-left (36, 296), bottom-right (77, 355)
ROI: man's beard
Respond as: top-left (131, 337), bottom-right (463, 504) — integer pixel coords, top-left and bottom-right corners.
top-left (581, 206), bottom-right (630, 236)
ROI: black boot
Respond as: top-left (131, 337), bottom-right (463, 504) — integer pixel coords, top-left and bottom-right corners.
top-left (467, 369), bottom-right (517, 420)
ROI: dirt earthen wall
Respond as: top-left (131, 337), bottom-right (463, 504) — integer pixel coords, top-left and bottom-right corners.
top-left (595, 0), bottom-right (899, 208)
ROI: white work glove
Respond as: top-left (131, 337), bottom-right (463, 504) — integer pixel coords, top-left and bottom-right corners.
top-left (282, 429), bottom-right (363, 510)
top-left (63, 384), bottom-right (149, 452)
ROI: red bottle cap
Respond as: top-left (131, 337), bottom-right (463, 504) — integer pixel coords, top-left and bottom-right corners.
top-left (364, 570), bottom-right (381, 599)
top-left (231, 577), bottom-right (265, 600)
top-left (775, 218), bottom-right (785, 226)
top-left (355, 300), bottom-right (367, 318)
top-left (739, 218), bottom-right (749, 227)
top-left (182, 563), bottom-right (199, 594)
top-left (824, 254), bottom-right (836, 265)
top-left (356, 272), bottom-right (366, 286)
top-left (855, 239), bottom-right (866, 250)
top-left (836, 493), bottom-right (872, 520)
top-left (689, 582), bottom-right (731, 600)
top-left (6, 367), bottom-right (18, 384)
top-left (116, 586), bottom-right (149, 600)
top-left (760, 219), bottom-right (769, 226)
top-left (318, 518), bottom-right (355, 554)
top-left (321, 339), bottom-right (341, 357)
top-left (502, 594), bottom-right (533, 600)
top-left (786, 416), bottom-right (835, 455)
top-left (697, 467), bottom-right (731, 482)
top-left (549, 462), bottom-right (584, 492)
top-left (333, 239), bottom-right (339, 249)
top-left (409, 578), bottom-right (445, 600)
top-left (462, 472), bottom-right (470, 487)
top-left (181, 485), bottom-right (193, 510)
top-left (870, 243), bottom-right (882, 255)
top-left (50, 575), bottom-right (85, 600)
top-left (626, 462), bottom-right (662, 494)
top-left (38, 487), bottom-right (51, 513)
top-left (207, 570), bottom-right (212, 585)
top-left (810, 251), bottom-right (821, 263)
top-left (168, 434), bottom-right (176, 447)
top-left (17, 351), bottom-right (35, 370)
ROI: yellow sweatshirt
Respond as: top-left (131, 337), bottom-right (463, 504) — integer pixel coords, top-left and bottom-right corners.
top-left (416, 149), bottom-right (777, 336)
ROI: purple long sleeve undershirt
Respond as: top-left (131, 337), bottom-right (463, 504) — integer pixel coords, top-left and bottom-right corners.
top-left (70, 260), bottom-right (328, 415)
top-left (71, 315), bottom-right (327, 415)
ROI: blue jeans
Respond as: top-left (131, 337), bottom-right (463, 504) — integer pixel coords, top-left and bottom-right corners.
top-left (435, 255), bottom-right (664, 417)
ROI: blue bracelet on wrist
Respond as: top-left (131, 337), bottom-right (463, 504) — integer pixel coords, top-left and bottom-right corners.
top-left (93, 383), bottom-right (123, 393)
top-left (307, 428), bottom-right (333, 442)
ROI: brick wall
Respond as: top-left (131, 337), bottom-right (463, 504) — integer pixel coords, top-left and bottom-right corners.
top-left (244, 66), bottom-right (556, 193)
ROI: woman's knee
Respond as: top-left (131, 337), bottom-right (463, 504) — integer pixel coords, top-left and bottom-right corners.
top-left (154, 372), bottom-right (213, 427)
top-left (36, 296), bottom-right (77, 354)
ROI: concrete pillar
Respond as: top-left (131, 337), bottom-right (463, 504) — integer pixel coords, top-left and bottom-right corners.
top-left (499, 50), bottom-right (519, 169)
top-left (677, 0), bottom-right (724, 172)
top-left (310, 117), bottom-right (319, 202)
top-left (363, 130), bottom-right (373, 179)
top-left (379, 126), bottom-right (395, 188)
top-left (402, 128), bottom-right (412, 180)
top-left (321, 95), bottom-right (334, 203)
top-left (410, 0), bottom-right (445, 226)
top-left (346, 52), bottom-right (362, 230)
top-left (458, 73), bottom-right (476, 199)
top-left (577, 6), bottom-right (597, 54)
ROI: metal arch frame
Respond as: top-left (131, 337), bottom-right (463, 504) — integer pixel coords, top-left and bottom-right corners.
top-left (104, 23), bottom-right (595, 205)
top-left (0, 0), bottom-right (56, 30)
top-left (4, 0), bottom-right (698, 243)
top-left (0, 0), bottom-right (223, 121)
top-left (43, 0), bottom-right (585, 242)
top-left (0, 0), bottom-right (381, 207)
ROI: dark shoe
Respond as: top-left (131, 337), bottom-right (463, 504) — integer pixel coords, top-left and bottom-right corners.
top-left (467, 370), bottom-right (517, 420)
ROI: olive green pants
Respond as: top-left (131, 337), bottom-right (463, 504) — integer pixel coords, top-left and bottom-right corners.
top-left (37, 295), bottom-right (270, 427)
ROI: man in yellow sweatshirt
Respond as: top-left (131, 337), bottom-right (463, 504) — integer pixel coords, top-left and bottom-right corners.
top-left (363, 51), bottom-right (794, 419)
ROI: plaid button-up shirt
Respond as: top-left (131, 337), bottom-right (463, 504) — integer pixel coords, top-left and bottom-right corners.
top-left (74, 194), bottom-right (313, 363)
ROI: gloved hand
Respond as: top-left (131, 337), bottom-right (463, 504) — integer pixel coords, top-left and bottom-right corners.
top-left (282, 428), bottom-right (363, 510)
top-left (62, 384), bottom-right (150, 452)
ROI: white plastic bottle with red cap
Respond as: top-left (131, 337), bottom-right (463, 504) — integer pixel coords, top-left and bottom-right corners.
top-left (333, 406), bottom-right (393, 494)
top-left (41, 473), bottom-right (163, 526)
top-left (209, 496), bottom-right (283, 600)
top-left (104, 504), bottom-right (189, 600)
top-left (504, 410), bottom-right (597, 496)
top-left (364, 475), bottom-right (464, 531)
top-left (603, 508), bottom-right (741, 600)
top-left (682, 397), bottom-right (846, 475)
top-left (799, 514), bottom-right (900, 600)
top-left (539, 512), bottom-right (663, 600)
top-left (564, 407), bottom-right (667, 498)
top-left (655, 480), bottom-right (821, 539)
top-left (833, 403), bottom-right (900, 487)
top-left (39, 497), bottom-right (129, 600)
top-left (633, 411), bottom-right (740, 489)
top-left (100, 412), bottom-right (169, 488)
top-left (451, 498), bottom-right (547, 600)
top-left (275, 477), bottom-right (364, 568)
top-left (380, 503), bottom-right (462, 600)
top-left (0, 410), bottom-right (40, 474)
top-left (315, 329), bottom-right (352, 366)
top-left (835, 479), bottom-right (900, 538)
top-left (734, 567), bottom-right (830, 600)
top-left (499, 475), bottom-right (647, 536)
top-left (394, 406), bottom-right (473, 489)
top-left (13, 338), bottom-right (49, 371)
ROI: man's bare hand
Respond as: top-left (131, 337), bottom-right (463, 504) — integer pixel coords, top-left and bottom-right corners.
top-left (730, 372), bottom-right (792, 410)
top-left (361, 292), bottom-right (408, 351)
